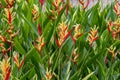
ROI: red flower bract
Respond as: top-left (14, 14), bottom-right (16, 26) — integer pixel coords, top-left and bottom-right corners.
top-left (38, 24), bottom-right (42, 36)
top-left (39, 0), bottom-right (46, 7)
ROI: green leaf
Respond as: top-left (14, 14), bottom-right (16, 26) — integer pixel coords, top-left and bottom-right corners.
top-left (20, 68), bottom-right (35, 80)
top-left (82, 72), bottom-right (95, 80)
top-left (14, 38), bottom-right (26, 54)
top-left (97, 60), bottom-right (106, 78)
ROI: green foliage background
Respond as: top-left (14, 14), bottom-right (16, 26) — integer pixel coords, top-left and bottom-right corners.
top-left (0, 0), bottom-right (120, 80)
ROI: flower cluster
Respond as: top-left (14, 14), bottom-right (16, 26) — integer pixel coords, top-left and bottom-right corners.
top-left (108, 19), bottom-right (120, 40)
top-left (45, 70), bottom-right (53, 80)
top-left (88, 27), bottom-right (98, 46)
top-left (78, 0), bottom-right (90, 9)
top-left (107, 46), bottom-right (118, 59)
top-left (71, 25), bottom-right (83, 44)
top-left (0, 1), bottom-right (19, 56)
top-left (47, 0), bottom-right (65, 20)
top-left (44, 59), bottom-right (53, 80)
top-left (107, 0), bottom-right (120, 40)
top-left (0, 58), bottom-right (11, 80)
top-left (33, 24), bottom-right (45, 53)
top-left (32, 4), bottom-right (40, 21)
top-left (67, 48), bottom-right (79, 64)
top-left (114, 0), bottom-right (120, 17)
top-left (4, 0), bottom-right (14, 8)
top-left (55, 22), bottom-right (72, 47)
top-left (13, 53), bottom-right (25, 71)
top-left (0, 1), bottom-right (20, 80)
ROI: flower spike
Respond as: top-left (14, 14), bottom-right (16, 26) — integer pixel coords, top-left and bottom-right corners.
top-left (13, 53), bottom-right (25, 71)
top-left (88, 26), bottom-right (98, 46)
top-left (0, 58), bottom-right (11, 80)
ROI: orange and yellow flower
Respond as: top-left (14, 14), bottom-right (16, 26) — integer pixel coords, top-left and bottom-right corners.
top-left (4, 8), bottom-right (15, 26)
top-left (88, 27), bottom-right (98, 46)
top-left (70, 25), bottom-right (83, 44)
top-left (45, 70), bottom-right (53, 80)
top-left (32, 4), bottom-right (40, 21)
top-left (13, 53), bottom-right (25, 70)
top-left (34, 36), bottom-right (45, 52)
top-left (67, 48), bottom-right (79, 64)
top-left (33, 24), bottom-right (45, 53)
top-left (55, 22), bottom-right (72, 47)
top-left (114, 0), bottom-right (120, 16)
top-left (107, 46), bottom-right (118, 59)
top-left (4, 0), bottom-right (15, 8)
top-left (78, 0), bottom-right (90, 9)
top-left (0, 58), bottom-right (11, 80)
top-left (108, 19), bottom-right (120, 40)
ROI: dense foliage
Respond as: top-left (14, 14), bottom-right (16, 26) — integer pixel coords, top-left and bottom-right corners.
top-left (0, 0), bottom-right (120, 80)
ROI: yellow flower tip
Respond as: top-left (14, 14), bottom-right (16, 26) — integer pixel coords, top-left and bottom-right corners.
top-left (34, 36), bottom-right (45, 52)
top-left (54, 0), bottom-right (61, 8)
top-left (59, 22), bottom-right (68, 32)
top-left (73, 25), bottom-right (83, 40)
top-left (13, 53), bottom-right (19, 67)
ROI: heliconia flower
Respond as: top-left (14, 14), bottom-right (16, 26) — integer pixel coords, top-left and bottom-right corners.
top-left (107, 46), bottom-right (118, 59)
top-left (33, 36), bottom-right (45, 52)
top-left (45, 70), bottom-right (53, 80)
top-left (4, 0), bottom-right (14, 8)
top-left (46, 14), bottom-right (55, 21)
top-left (2, 46), bottom-right (12, 56)
top-left (112, 31), bottom-right (117, 40)
top-left (111, 20), bottom-right (120, 40)
top-left (0, 35), bottom-right (12, 56)
top-left (107, 21), bottom-right (113, 32)
top-left (0, 35), bottom-right (12, 44)
top-left (13, 53), bottom-right (25, 70)
top-left (78, 0), bottom-right (91, 9)
top-left (10, 29), bottom-right (20, 40)
top-left (55, 22), bottom-right (72, 47)
top-left (88, 27), bottom-right (98, 46)
top-left (39, 0), bottom-right (46, 7)
top-left (114, 0), bottom-right (120, 16)
top-left (32, 4), bottom-right (40, 21)
top-left (52, 0), bottom-right (61, 10)
top-left (58, 5), bottom-right (65, 15)
top-left (52, 0), bottom-right (66, 15)
top-left (0, 35), bottom-right (6, 43)
top-left (67, 48), bottom-right (79, 64)
top-left (65, 1), bottom-right (72, 16)
top-left (0, 58), bottom-right (11, 80)
top-left (6, 26), bottom-right (14, 34)
top-left (71, 25), bottom-right (83, 44)
top-left (4, 8), bottom-right (14, 26)
top-left (38, 24), bottom-right (42, 36)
